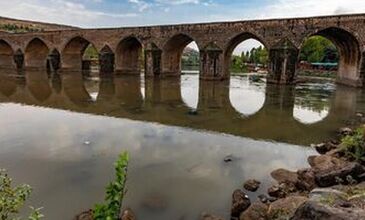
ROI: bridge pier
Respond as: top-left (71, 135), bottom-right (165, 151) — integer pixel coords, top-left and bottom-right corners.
top-left (200, 44), bottom-right (226, 81)
top-left (47, 50), bottom-right (60, 73)
top-left (145, 44), bottom-right (162, 77)
top-left (267, 39), bottom-right (298, 85)
top-left (99, 47), bottom-right (114, 75)
top-left (14, 50), bottom-right (24, 70)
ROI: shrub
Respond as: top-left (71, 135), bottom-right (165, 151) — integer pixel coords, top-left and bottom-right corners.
top-left (93, 152), bottom-right (129, 220)
top-left (340, 128), bottom-right (365, 163)
top-left (0, 169), bottom-right (44, 220)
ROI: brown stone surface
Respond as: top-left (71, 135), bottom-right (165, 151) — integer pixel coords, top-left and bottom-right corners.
top-left (243, 179), bottom-right (261, 192)
top-left (267, 196), bottom-right (308, 219)
top-left (240, 201), bottom-right (268, 220)
top-left (231, 189), bottom-right (251, 218)
top-left (271, 168), bottom-right (298, 184)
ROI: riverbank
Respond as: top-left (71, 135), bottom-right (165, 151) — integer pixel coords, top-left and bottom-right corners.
top-left (221, 113), bottom-right (365, 220)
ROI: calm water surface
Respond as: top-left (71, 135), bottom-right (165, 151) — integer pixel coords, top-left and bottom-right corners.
top-left (0, 70), bottom-right (364, 219)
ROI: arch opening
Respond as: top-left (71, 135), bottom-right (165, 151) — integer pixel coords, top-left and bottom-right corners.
top-left (298, 27), bottom-right (361, 86)
top-left (0, 40), bottom-right (15, 69)
top-left (116, 37), bottom-right (143, 75)
top-left (162, 34), bottom-right (198, 76)
top-left (82, 44), bottom-right (99, 77)
top-left (62, 36), bottom-right (98, 73)
top-left (226, 34), bottom-right (267, 116)
top-left (25, 38), bottom-right (49, 69)
top-left (225, 33), bottom-right (268, 78)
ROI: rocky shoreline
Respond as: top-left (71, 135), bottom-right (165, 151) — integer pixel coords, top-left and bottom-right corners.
top-left (218, 114), bottom-right (365, 220)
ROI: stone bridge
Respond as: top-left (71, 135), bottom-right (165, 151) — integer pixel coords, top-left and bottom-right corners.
top-left (0, 14), bottom-right (365, 86)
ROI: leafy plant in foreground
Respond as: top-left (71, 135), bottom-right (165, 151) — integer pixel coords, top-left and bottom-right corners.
top-left (340, 128), bottom-right (365, 163)
top-left (0, 169), bottom-right (44, 220)
top-left (93, 152), bottom-right (129, 220)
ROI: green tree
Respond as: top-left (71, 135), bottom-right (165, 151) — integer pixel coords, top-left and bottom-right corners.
top-left (300, 36), bottom-right (338, 63)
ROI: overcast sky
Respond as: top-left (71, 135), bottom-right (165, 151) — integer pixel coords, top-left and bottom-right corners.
top-left (0, 0), bottom-right (364, 53)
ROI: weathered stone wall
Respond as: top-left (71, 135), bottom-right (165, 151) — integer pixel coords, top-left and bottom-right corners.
top-left (0, 14), bottom-right (364, 86)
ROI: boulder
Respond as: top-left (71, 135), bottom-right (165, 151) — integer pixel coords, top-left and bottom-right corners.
top-left (200, 213), bottom-right (226, 220)
top-left (243, 179), bottom-right (261, 192)
top-left (308, 155), bottom-right (346, 171)
top-left (239, 201), bottom-right (268, 220)
top-left (267, 183), bottom-right (297, 198)
top-left (267, 196), bottom-right (308, 219)
top-left (271, 168), bottom-right (298, 184)
top-left (309, 188), bottom-right (347, 203)
top-left (292, 200), bottom-right (365, 220)
top-left (231, 189), bottom-right (251, 218)
top-left (120, 208), bottom-right (136, 220)
top-left (313, 142), bottom-right (338, 155)
top-left (315, 162), bottom-right (365, 187)
top-left (296, 168), bottom-right (316, 191)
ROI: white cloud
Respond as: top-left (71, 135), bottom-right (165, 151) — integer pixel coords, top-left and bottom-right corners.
top-left (248, 0), bottom-right (365, 19)
top-left (0, 0), bottom-right (136, 27)
top-left (128, 0), bottom-right (151, 12)
top-left (155, 0), bottom-right (200, 5)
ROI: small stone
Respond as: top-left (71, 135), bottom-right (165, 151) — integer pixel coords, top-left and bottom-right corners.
top-left (188, 110), bottom-right (198, 115)
top-left (258, 194), bottom-right (268, 203)
top-left (84, 141), bottom-right (91, 145)
top-left (200, 213), bottom-right (226, 220)
top-left (231, 189), bottom-right (251, 218)
top-left (243, 179), bottom-right (261, 192)
top-left (267, 184), bottom-right (286, 198)
top-left (338, 127), bottom-right (353, 136)
top-left (356, 112), bottom-right (364, 118)
top-left (224, 155), bottom-right (233, 163)
top-left (120, 208), bottom-right (136, 220)
top-left (74, 210), bottom-right (93, 220)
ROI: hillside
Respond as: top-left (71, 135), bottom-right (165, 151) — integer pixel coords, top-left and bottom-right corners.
top-left (0, 16), bottom-right (77, 33)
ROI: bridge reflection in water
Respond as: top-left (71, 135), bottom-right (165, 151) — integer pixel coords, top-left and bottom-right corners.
top-left (0, 69), bottom-right (363, 145)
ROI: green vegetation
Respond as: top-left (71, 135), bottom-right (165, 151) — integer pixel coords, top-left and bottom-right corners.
top-left (340, 127), bottom-right (365, 163)
top-left (182, 47), bottom-right (199, 68)
top-left (0, 24), bottom-right (43, 33)
top-left (0, 169), bottom-right (43, 220)
top-left (231, 46), bottom-right (268, 73)
top-left (299, 36), bottom-right (338, 63)
top-left (83, 45), bottom-right (99, 60)
top-left (93, 152), bottom-right (129, 220)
